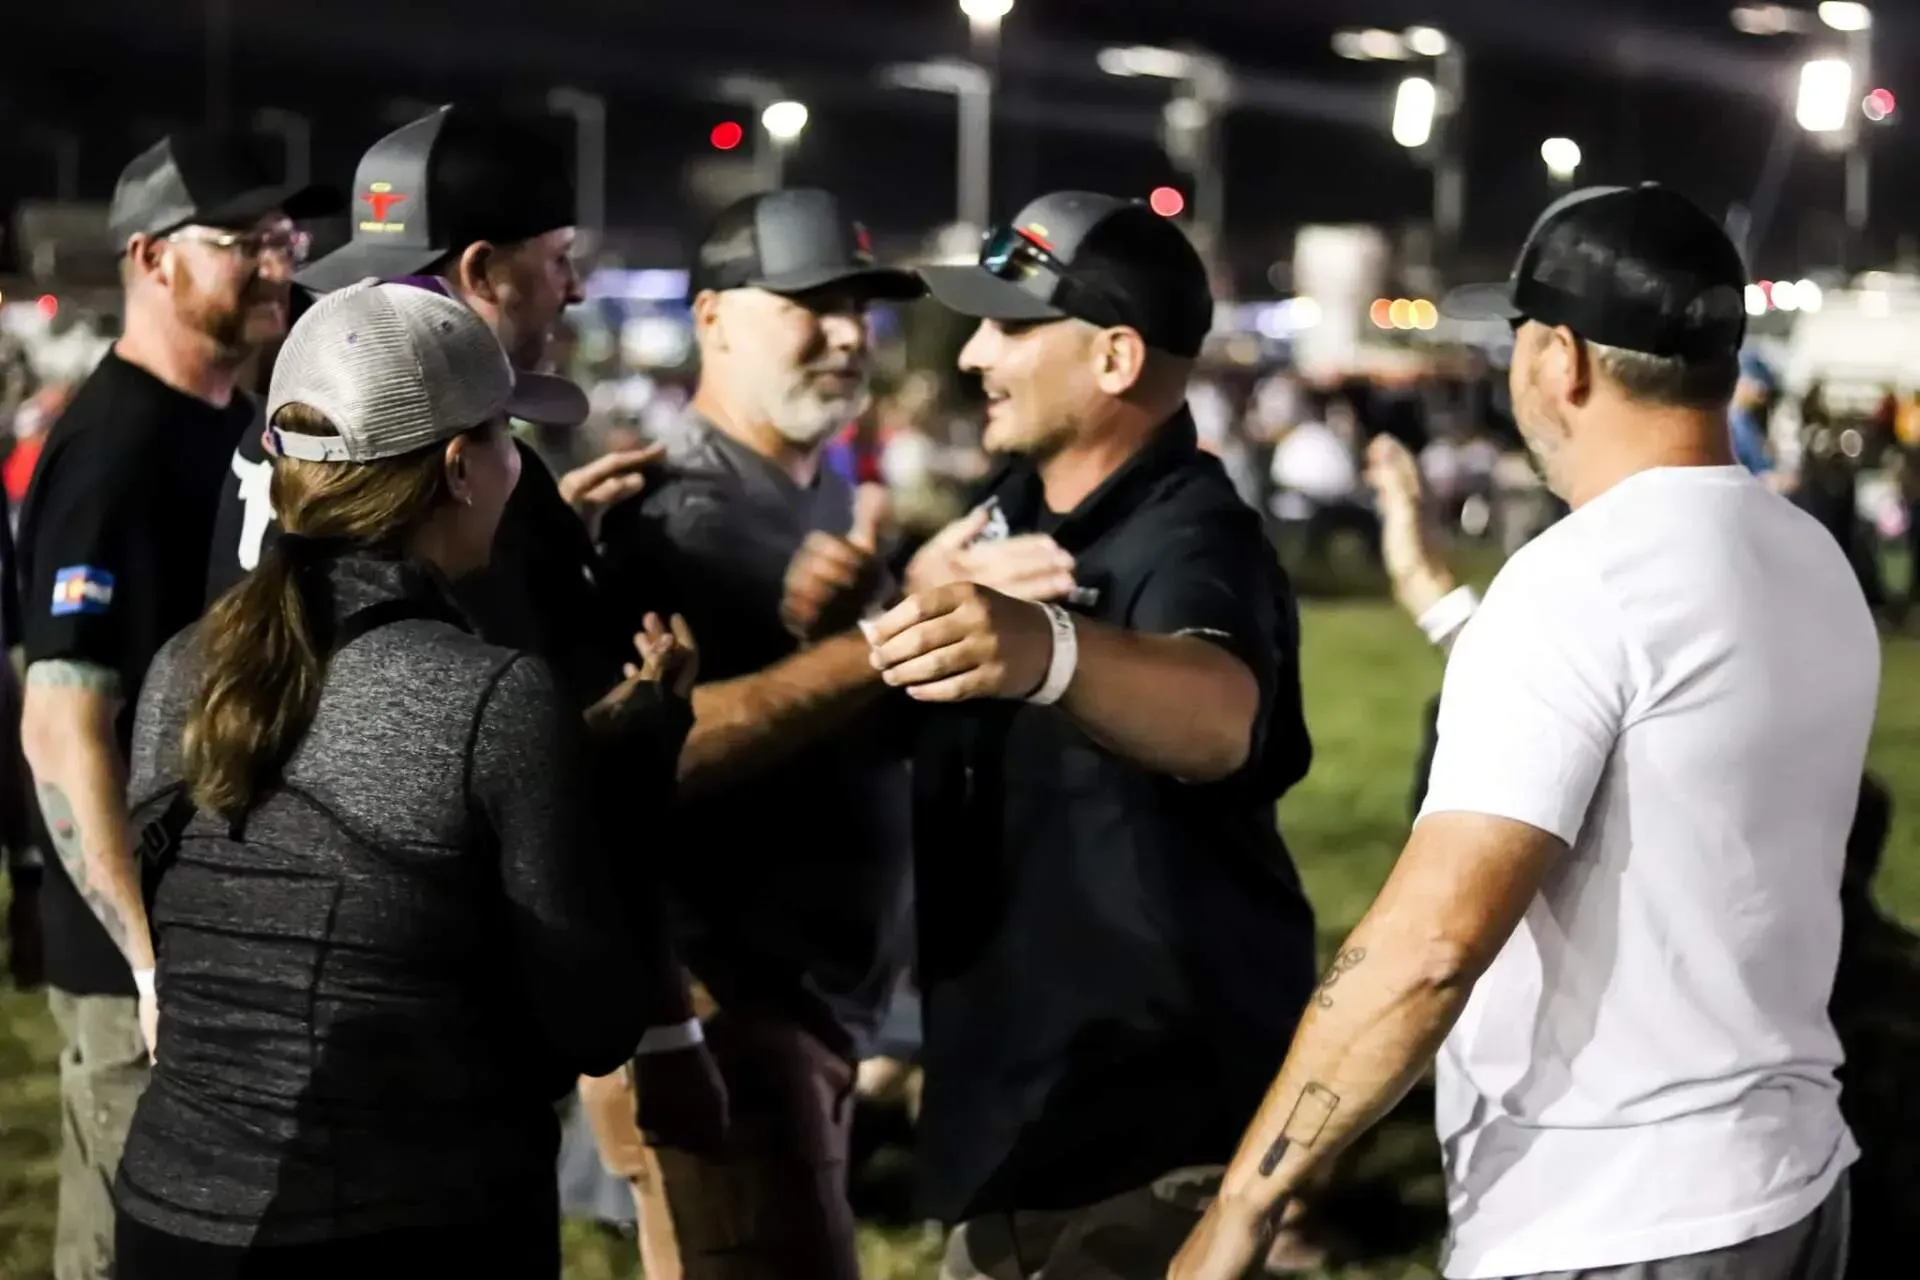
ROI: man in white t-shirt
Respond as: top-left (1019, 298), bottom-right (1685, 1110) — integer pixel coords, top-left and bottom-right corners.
top-left (1172, 183), bottom-right (1876, 1280)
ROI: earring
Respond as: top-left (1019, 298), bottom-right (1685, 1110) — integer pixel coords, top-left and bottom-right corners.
top-left (462, 494), bottom-right (474, 508)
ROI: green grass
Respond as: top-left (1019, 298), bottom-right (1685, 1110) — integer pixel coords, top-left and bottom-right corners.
top-left (4, 600), bottom-right (1917, 1278)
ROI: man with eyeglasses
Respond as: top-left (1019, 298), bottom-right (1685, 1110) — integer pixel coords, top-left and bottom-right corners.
top-left (14, 131), bottom-right (338, 1280)
top-left (853, 192), bottom-right (1319, 1278)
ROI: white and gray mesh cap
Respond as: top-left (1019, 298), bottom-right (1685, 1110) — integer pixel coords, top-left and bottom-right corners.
top-left (265, 279), bottom-right (587, 463)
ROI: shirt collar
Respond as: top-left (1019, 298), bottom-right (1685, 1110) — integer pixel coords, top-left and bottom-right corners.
top-left (987, 406), bottom-right (1199, 552)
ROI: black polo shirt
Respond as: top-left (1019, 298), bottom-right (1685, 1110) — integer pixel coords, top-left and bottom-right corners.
top-left (209, 429), bottom-right (633, 713)
top-left (597, 409), bottom-right (913, 1060)
top-left (19, 350), bottom-right (253, 995)
top-left (910, 408), bottom-right (1318, 1224)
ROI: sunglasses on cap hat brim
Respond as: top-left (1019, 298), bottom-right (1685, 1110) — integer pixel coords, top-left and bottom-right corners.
top-left (918, 224), bottom-right (1133, 329)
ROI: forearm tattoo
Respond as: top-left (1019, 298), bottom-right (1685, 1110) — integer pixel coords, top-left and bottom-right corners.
top-left (36, 781), bottom-right (132, 956)
top-left (1315, 946), bottom-right (1367, 1009)
top-left (1258, 1082), bottom-right (1341, 1176)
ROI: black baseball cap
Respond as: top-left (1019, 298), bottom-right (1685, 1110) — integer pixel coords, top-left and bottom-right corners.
top-left (687, 189), bottom-right (923, 301)
top-left (918, 191), bottom-right (1214, 359)
top-left (108, 132), bottom-right (342, 244)
top-left (297, 106), bottom-right (577, 293)
top-left (1443, 182), bottom-right (1748, 358)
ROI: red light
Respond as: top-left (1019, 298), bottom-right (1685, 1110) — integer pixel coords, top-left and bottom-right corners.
top-left (1864, 88), bottom-right (1896, 122)
top-left (36, 294), bottom-right (57, 319)
top-left (710, 121), bottom-right (744, 151)
top-left (1148, 186), bottom-right (1186, 218)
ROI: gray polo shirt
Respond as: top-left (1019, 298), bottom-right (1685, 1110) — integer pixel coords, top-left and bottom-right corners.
top-left (598, 409), bottom-right (912, 1058)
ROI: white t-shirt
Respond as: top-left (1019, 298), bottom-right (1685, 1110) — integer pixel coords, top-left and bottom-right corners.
top-left (1419, 465), bottom-right (1878, 1278)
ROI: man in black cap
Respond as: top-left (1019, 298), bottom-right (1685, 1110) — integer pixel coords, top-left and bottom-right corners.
top-left (854, 191), bottom-right (1318, 1278)
top-left (16, 131), bottom-right (337, 1280)
top-left (1174, 185), bottom-right (1868, 1280)
top-left (209, 106), bottom-right (653, 693)
top-left (588, 188), bottom-right (924, 1280)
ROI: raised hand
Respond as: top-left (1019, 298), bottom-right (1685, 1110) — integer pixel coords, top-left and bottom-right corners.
top-left (1363, 435), bottom-right (1455, 621)
top-left (779, 483), bottom-right (894, 642)
top-left (559, 443), bottom-right (667, 542)
top-left (631, 612), bottom-right (700, 701)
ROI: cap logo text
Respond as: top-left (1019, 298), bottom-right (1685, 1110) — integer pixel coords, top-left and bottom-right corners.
top-left (359, 189), bottom-right (409, 234)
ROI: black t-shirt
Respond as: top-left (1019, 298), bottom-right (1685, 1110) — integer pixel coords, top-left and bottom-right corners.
top-left (909, 409), bottom-right (1318, 1223)
top-left (18, 350), bottom-right (252, 994)
top-left (598, 410), bottom-right (913, 1059)
top-left (209, 430), bottom-right (632, 713)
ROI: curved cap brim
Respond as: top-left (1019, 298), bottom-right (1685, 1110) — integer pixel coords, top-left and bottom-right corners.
top-left (754, 264), bottom-right (927, 301)
top-left (506, 370), bottom-right (589, 429)
top-left (1440, 282), bottom-right (1523, 322)
top-left (297, 242), bottom-right (449, 294)
top-left (917, 265), bottom-right (1066, 323)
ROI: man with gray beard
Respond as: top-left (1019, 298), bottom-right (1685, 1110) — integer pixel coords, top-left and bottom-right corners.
top-left (592, 189), bottom-right (925, 1280)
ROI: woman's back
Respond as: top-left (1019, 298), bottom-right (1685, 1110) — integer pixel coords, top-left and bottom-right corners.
top-left (118, 555), bottom-right (650, 1247)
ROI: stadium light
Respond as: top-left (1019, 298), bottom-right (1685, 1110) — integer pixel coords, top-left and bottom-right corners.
top-left (1817, 3), bottom-right (1872, 32)
top-left (1393, 77), bottom-right (1437, 148)
top-left (1796, 58), bottom-right (1853, 132)
top-left (761, 100), bottom-right (809, 142)
top-left (1541, 137), bottom-right (1583, 184)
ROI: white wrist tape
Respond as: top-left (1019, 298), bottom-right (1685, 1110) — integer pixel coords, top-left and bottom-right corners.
top-left (1027, 603), bottom-right (1080, 706)
top-left (133, 968), bottom-right (157, 1002)
top-left (635, 1018), bottom-right (705, 1057)
top-left (1417, 586), bottom-right (1480, 648)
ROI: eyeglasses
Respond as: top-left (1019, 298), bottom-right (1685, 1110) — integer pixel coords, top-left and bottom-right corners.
top-left (167, 226), bottom-right (314, 266)
top-left (978, 224), bottom-right (1132, 331)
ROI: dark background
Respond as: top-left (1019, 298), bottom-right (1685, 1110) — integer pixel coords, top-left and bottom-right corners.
top-left (1, 0), bottom-right (1913, 282)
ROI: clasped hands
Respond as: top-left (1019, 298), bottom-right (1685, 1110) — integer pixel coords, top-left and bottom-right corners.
top-left (776, 496), bottom-right (1083, 703)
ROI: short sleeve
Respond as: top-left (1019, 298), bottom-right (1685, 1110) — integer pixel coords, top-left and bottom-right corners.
top-left (20, 447), bottom-right (157, 679)
top-left (1418, 549), bottom-right (1633, 845)
top-left (1126, 514), bottom-right (1308, 786)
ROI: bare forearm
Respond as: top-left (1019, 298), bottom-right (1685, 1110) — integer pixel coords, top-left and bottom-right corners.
top-left (1215, 924), bottom-right (1474, 1219)
top-left (1059, 620), bottom-right (1260, 782)
top-left (22, 668), bottom-right (154, 971)
top-left (678, 632), bottom-right (883, 796)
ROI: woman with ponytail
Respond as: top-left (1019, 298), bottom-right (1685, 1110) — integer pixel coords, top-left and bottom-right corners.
top-left (110, 281), bottom-right (691, 1279)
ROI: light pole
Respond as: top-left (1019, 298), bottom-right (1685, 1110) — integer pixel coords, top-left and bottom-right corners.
top-left (1541, 137), bottom-right (1582, 189)
top-left (881, 59), bottom-right (995, 234)
top-left (718, 75), bottom-right (796, 192)
top-left (760, 100), bottom-right (810, 189)
top-left (1096, 44), bottom-right (1232, 255)
top-left (1335, 26), bottom-right (1464, 257)
top-left (1733, 3), bottom-right (1878, 266)
top-left (548, 88), bottom-right (608, 251)
top-left (252, 108), bottom-right (311, 191)
top-left (24, 126), bottom-right (80, 202)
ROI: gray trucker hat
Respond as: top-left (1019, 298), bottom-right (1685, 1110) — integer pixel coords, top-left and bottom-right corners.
top-left (265, 279), bottom-right (587, 463)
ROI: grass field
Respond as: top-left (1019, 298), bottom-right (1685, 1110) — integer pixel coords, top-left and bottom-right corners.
top-left (4, 599), bottom-right (1917, 1279)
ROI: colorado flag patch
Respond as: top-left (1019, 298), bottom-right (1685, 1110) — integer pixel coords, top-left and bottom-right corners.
top-left (51, 567), bottom-right (115, 617)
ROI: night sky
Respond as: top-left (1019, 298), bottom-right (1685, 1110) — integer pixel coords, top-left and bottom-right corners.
top-left (3, 0), bottom-right (1914, 286)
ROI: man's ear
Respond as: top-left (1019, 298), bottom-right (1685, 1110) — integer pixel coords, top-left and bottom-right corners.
top-left (1092, 326), bottom-right (1149, 397)
top-left (1547, 326), bottom-right (1596, 406)
top-left (125, 234), bottom-right (165, 285)
top-left (453, 241), bottom-right (502, 306)
top-left (691, 289), bottom-right (727, 353)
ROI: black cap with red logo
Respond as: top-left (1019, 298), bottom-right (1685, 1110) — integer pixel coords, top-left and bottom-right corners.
top-left (687, 189), bottom-right (923, 302)
top-left (296, 106), bottom-right (577, 294)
